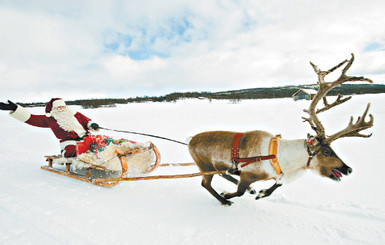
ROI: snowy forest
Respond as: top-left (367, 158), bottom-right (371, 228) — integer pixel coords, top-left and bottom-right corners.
top-left (18, 83), bottom-right (385, 109)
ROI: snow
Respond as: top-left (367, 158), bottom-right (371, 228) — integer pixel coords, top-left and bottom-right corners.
top-left (0, 94), bottom-right (385, 245)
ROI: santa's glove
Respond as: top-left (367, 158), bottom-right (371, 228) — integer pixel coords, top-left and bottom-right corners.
top-left (0, 100), bottom-right (17, 111)
top-left (90, 123), bottom-right (100, 131)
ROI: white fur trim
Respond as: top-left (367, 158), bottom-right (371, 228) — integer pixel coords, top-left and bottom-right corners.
top-left (10, 105), bottom-right (31, 122)
top-left (74, 127), bottom-right (87, 138)
top-left (59, 140), bottom-right (77, 151)
top-left (52, 99), bottom-right (66, 108)
top-left (87, 121), bottom-right (94, 129)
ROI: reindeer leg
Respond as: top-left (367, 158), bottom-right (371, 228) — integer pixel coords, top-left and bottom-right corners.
top-left (221, 177), bottom-right (254, 200)
top-left (256, 180), bottom-right (282, 200)
top-left (201, 174), bottom-right (233, 206)
top-left (219, 173), bottom-right (256, 194)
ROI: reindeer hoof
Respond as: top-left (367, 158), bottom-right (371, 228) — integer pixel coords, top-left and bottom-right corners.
top-left (221, 200), bottom-right (233, 206)
top-left (249, 189), bottom-right (257, 195)
top-left (256, 189), bottom-right (267, 200)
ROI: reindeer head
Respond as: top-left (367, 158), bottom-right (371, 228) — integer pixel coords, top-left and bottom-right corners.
top-left (302, 54), bottom-right (374, 182)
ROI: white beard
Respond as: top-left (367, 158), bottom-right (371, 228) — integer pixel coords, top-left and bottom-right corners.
top-left (51, 108), bottom-right (87, 137)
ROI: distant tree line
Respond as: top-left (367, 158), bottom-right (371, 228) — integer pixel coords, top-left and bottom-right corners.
top-left (18, 83), bottom-right (385, 109)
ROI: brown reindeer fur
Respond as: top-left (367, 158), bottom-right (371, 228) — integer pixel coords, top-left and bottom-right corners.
top-left (189, 130), bottom-right (272, 180)
top-left (189, 130), bottom-right (277, 205)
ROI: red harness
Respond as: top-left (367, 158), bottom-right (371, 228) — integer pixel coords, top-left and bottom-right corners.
top-left (231, 133), bottom-right (277, 173)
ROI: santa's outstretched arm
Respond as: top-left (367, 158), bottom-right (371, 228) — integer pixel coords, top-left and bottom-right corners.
top-left (0, 100), bottom-right (49, 128)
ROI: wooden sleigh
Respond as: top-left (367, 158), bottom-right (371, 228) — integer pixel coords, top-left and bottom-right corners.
top-left (41, 142), bottom-right (163, 187)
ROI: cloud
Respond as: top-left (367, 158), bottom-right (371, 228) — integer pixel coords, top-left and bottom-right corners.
top-left (103, 55), bottom-right (166, 81)
top-left (0, 0), bottom-right (384, 102)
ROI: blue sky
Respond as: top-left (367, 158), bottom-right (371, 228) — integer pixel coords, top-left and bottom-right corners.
top-left (0, 0), bottom-right (385, 102)
top-left (364, 42), bottom-right (385, 52)
top-left (104, 17), bottom-right (192, 60)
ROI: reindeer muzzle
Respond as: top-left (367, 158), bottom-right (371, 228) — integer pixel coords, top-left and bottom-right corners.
top-left (330, 164), bottom-right (352, 182)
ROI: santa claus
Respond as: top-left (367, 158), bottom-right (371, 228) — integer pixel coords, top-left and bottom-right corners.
top-left (0, 98), bottom-right (99, 157)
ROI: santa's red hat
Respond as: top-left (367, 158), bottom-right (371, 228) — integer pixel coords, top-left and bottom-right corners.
top-left (46, 98), bottom-right (66, 117)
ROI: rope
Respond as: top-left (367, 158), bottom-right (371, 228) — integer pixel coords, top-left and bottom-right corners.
top-left (159, 162), bottom-right (196, 167)
top-left (92, 170), bottom-right (227, 185)
top-left (100, 127), bottom-right (188, 146)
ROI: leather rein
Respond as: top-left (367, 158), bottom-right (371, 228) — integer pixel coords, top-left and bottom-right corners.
top-left (230, 133), bottom-right (282, 175)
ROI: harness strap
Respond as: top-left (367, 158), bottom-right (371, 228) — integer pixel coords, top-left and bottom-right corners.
top-left (269, 135), bottom-right (282, 175)
top-left (231, 133), bottom-right (243, 160)
top-left (306, 141), bottom-right (320, 168)
top-left (231, 133), bottom-right (281, 175)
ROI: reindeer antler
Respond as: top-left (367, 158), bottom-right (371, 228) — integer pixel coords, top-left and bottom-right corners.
top-left (325, 103), bottom-right (373, 144)
top-left (302, 54), bottom-right (374, 144)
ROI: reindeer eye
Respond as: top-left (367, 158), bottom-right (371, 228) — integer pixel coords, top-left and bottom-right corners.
top-left (322, 148), bottom-right (333, 157)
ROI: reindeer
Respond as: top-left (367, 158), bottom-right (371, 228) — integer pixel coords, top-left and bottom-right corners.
top-left (188, 54), bottom-right (374, 206)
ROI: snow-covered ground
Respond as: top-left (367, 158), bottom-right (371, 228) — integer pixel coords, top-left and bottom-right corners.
top-left (0, 94), bottom-right (384, 245)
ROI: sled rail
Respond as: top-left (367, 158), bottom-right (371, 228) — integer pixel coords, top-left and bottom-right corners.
top-left (41, 166), bottom-right (93, 184)
top-left (92, 170), bottom-right (226, 186)
top-left (159, 162), bottom-right (196, 167)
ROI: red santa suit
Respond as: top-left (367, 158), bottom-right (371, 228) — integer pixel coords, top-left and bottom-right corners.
top-left (9, 98), bottom-right (96, 157)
